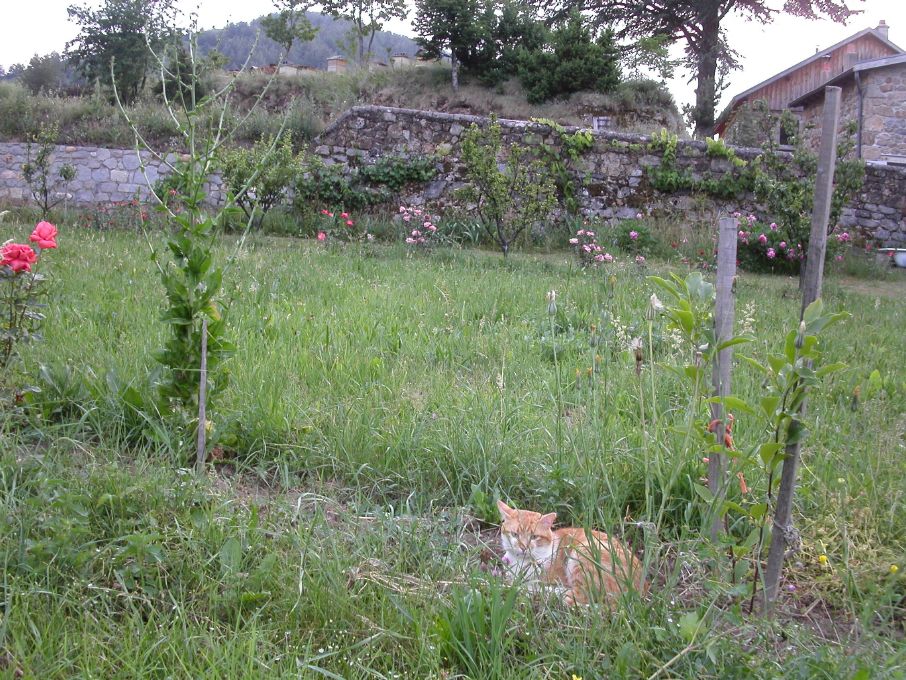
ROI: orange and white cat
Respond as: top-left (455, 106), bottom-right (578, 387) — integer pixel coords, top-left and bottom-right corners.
top-left (497, 500), bottom-right (646, 605)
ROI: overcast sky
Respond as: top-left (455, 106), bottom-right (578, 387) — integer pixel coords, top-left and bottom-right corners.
top-left (2, 0), bottom-right (903, 114)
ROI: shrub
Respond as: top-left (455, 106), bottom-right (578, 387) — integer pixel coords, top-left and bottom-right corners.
top-left (1, 220), bottom-right (59, 403)
top-left (220, 133), bottom-right (300, 228)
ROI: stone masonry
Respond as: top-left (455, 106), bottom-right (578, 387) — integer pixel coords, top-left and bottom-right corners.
top-left (1, 105), bottom-right (904, 245)
top-left (0, 143), bottom-right (224, 206)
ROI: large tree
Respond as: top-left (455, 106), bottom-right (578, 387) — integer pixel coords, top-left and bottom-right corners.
top-left (413, 0), bottom-right (488, 90)
top-left (66, 0), bottom-right (175, 103)
top-left (320, 0), bottom-right (408, 66)
top-left (542, 0), bottom-right (859, 138)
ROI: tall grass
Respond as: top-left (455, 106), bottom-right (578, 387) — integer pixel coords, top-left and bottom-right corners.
top-left (1, 223), bottom-right (904, 677)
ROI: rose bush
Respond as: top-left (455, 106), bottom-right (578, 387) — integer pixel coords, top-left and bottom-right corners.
top-left (2, 222), bottom-right (58, 398)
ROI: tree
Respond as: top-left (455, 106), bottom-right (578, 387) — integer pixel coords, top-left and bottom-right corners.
top-left (516, 13), bottom-right (620, 103)
top-left (542, 0), bottom-right (859, 138)
top-left (19, 53), bottom-right (67, 94)
top-left (413, 0), bottom-right (488, 90)
top-left (320, 0), bottom-right (407, 66)
top-left (261, 0), bottom-right (318, 50)
top-left (460, 116), bottom-right (557, 258)
top-left (66, 0), bottom-right (175, 103)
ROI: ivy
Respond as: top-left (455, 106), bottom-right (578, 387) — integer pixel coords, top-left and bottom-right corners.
top-left (294, 154), bottom-right (438, 211)
top-left (530, 118), bottom-right (595, 215)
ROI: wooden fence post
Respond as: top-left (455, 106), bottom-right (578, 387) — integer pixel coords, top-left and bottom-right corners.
top-left (763, 86), bottom-right (841, 610)
top-left (195, 316), bottom-right (209, 474)
top-left (709, 216), bottom-right (739, 543)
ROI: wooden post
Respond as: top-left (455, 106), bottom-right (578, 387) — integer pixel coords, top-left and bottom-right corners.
top-left (709, 216), bottom-right (739, 543)
top-left (763, 86), bottom-right (841, 611)
top-left (195, 316), bottom-right (209, 474)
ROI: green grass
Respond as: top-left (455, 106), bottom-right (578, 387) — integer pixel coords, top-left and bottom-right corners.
top-left (1, 223), bottom-right (904, 678)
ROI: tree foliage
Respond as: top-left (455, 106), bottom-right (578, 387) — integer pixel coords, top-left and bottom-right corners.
top-left (320, 0), bottom-right (408, 65)
top-left (517, 13), bottom-right (620, 103)
top-left (413, 0), bottom-right (490, 90)
top-left (460, 116), bottom-right (557, 257)
top-left (540, 0), bottom-right (860, 137)
top-left (66, 0), bottom-right (176, 103)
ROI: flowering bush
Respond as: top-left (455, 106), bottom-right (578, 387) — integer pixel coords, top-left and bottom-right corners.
top-left (2, 221), bottom-right (58, 396)
top-left (569, 227), bottom-right (614, 267)
top-left (399, 205), bottom-right (440, 250)
top-left (735, 213), bottom-right (847, 273)
top-left (615, 219), bottom-right (658, 257)
top-left (316, 209), bottom-right (372, 244)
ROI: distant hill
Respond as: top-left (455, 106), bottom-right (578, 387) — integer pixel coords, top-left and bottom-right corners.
top-left (195, 12), bottom-right (419, 70)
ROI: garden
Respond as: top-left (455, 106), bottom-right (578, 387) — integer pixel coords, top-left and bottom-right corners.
top-left (1, 27), bottom-right (905, 680)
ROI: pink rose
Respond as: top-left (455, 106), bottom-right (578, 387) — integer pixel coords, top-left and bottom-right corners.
top-left (779, 241), bottom-right (787, 249)
top-left (635, 255), bottom-right (646, 264)
top-left (340, 212), bottom-right (349, 219)
top-left (758, 233), bottom-right (767, 245)
top-left (594, 253), bottom-right (605, 262)
top-left (1, 243), bottom-right (38, 272)
top-left (316, 231), bottom-right (326, 241)
top-left (30, 221), bottom-right (58, 249)
top-left (577, 229), bottom-right (586, 236)
top-left (629, 230), bottom-right (639, 240)
top-left (569, 238), bottom-right (579, 245)
top-left (603, 253), bottom-right (614, 263)
top-left (345, 220), bottom-right (354, 227)
top-left (766, 248), bottom-right (776, 259)
top-left (835, 254), bottom-right (844, 262)
top-left (769, 222), bottom-right (778, 231)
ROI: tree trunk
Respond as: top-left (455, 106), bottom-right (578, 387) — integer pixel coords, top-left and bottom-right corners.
top-left (451, 52), bottom-right (459, 91)
top-left (692, 3), bottom-right (721, 139)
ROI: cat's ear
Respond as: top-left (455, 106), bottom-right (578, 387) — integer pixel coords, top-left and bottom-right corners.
top-left (497, 500), bottom-right (515, 519)
top-left (538, 513), bottom-right (557, 529)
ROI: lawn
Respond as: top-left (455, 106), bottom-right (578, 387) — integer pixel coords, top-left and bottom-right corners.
top-left (1, 224), bottom-right (904, 678)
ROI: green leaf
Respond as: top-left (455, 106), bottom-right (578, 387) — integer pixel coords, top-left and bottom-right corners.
top-left (758, 442), bottom-right (782, 466)
top-left (716, 336), bottom-right (751, 351)
top-left (705, 395), bottom-right (755, 414)
top-left (693, 485), bottom-right (714, 503)
top-left (219, 538), bottom-right (242, 576)
top-left (802, 298), bottom-right (824, 324)
top-left (767, 355), bottom-right (787, 374)
top-left (760, 395), bottom-right (780, 418)
top-left (678, 611), bottom-right (701, 643)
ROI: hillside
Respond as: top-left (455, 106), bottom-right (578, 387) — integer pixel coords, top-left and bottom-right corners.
top-left (195, 12), bottom-right (419, 69)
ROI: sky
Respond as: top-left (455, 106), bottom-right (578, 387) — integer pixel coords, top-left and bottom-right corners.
top-left (2, 0), bottom-right (903, 114)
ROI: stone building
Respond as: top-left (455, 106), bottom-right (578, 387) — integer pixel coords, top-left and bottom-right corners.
top-left (715, 21), bottom-right (901, 147)
top-left (790, 54), bottom-right (906, 164)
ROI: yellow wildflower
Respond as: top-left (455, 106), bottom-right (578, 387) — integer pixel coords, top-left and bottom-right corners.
top-left (818, 555), bottom-right (828, 566)
top-left (890, 565), bottom-right (899, 575)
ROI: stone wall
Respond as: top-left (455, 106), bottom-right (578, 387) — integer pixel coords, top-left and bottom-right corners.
top-left (315, 105), bottom-right (906, 244)
top-left (800, 63), bottom-right (906, 163)
top-left (0, 142), bottom-right (224, 206)
top-left (1, 105), bottom-right (904, 245)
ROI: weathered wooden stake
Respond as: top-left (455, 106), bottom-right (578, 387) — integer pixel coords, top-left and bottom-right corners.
top-left (763, 86), bottom-right (841, 611)
top-left (195, 316), bottom-right (209, 474)
top-left (709, 216), bottom-right (739, 543)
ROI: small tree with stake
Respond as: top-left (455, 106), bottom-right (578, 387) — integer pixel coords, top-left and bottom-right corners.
top-left (460, 116), bottom-right (556, 258)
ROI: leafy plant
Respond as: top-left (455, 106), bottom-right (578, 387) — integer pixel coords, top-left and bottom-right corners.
top-left (21, 124), bottom-right (76, 219)
top-left (220, 132), bottom-right (300, 228)
top-left (460, 115), bottom-right (557, 257)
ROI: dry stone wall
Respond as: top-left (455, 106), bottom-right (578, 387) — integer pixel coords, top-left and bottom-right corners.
top-left (0, 142), bottom-right (224, 206)
top-left (1, 105), bottom-right (904, 245)
top-left (315, 106), bottom-right (906, 245)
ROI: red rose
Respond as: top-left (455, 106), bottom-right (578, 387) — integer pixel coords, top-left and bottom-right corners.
top-left (1, 243), bottom-right (38, 272)
top-left (29, 221), bottom-right (58, 249)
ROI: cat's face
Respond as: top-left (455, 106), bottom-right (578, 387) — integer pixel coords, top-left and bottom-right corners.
top-left (497, 500), bottom-right (556, 569)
